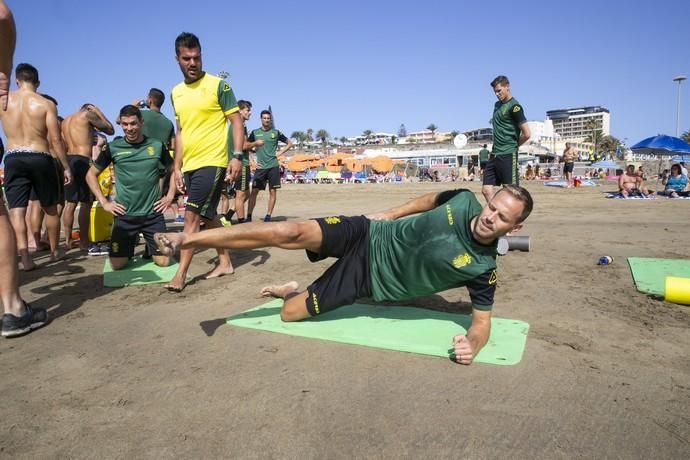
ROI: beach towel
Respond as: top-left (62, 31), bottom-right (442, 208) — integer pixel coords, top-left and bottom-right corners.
top-left (605, 192), bottom-right (656, 199)
top-left (627, 257), bottom-right (690, 296)
top-left (545, 180), bottom-right (596, 187)
top-left (103, 256), bottom-right (179, 287)
top-left (227, 299), bottom-right (530, 365)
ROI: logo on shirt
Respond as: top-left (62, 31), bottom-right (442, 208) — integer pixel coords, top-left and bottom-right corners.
top-left (111, 242), bottom-right (119, 253)
top-left (324, 216), bottom-right (340, 225)
top-left (271, 133), bottom-right (276, 139)
top-left (445, 204), bottom-right (454, 225)
top-left (452, 253), bottom-right (472, 269)
top-left (489, 270), bottom-right (497, 285)
top-left (114, 151), bottom-right (132, 157)
top-left (222, 83), bottom-right (231, 92)
top-left (147, 146), bottom-right (155, 156)
top-left (513, 105), bottom-right (521, 113)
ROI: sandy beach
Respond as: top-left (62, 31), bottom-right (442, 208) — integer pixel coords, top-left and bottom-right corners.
top-left (1, 181), bottom-right (689, 459)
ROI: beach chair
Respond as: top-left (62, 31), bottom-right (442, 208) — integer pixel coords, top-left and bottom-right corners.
top-left (353, 172), bottom-right (367, 183)
top-left (316, 170), bottom-right (330, 183)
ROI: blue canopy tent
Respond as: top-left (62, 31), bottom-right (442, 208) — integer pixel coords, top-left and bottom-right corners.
top-left (630, 135), bottom-right (690, 192)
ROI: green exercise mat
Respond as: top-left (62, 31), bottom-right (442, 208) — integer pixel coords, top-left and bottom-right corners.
top-left (627, 257), bottom-right (690, 296)
top-left (227, 299), bottom-right (529, 365)
top-left (103, 256), bottom-right (179, 287)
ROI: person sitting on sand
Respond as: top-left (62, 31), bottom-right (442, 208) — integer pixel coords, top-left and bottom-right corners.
top-left (524, 164), bottom-right (535, 180)
top-left (660, 164), bottom-right (689, 198)
top-left (154, 185), bottom-right (533, 366)
top-left (619, 165), bottom-right (649, 198)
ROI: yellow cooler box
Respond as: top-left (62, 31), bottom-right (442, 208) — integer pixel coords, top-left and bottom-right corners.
top-left (89, 201), bottom-right (114, 243)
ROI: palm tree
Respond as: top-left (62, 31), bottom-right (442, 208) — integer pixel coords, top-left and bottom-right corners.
top-left (682, 130), bottom-right (690, 144)
top-left (316, 129), bottom-right (330, 156)
top-left (449, 130), bottom-right (460, 144)
top-left (362, 130), bottom-right (373, 145)
top-left (306, 128), bottom-right (314, 142)
top-left (290, 131), bottom-right (305, 150)
top-left (426, 124), bottom-right (438, 143)
top-left (339, 136), bottom-right (348, 145)
top-left (585, 119), bottom-right (602, 154)
top-left (598, 135), bottom-right (622, 158)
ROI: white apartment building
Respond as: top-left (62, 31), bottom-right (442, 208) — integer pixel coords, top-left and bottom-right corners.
top-left (546, 106), bottom-right (610, 139)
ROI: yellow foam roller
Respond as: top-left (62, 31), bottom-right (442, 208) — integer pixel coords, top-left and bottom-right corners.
top-left (664, 276), bottom-right (690, 305)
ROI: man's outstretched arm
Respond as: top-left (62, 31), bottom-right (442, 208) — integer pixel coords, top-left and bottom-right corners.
top-left (453, 309), bottom-right (491, 365)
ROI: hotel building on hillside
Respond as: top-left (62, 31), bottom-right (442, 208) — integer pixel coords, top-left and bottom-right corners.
top-left (546, 106), bottom-right (610, 139)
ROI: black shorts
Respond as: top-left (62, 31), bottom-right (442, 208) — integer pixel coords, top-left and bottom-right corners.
top-left (304, 215), bottom-right (372, 317)
top-left (253, 167), bottom-right (281, 190)
top-left (29, 158), bottom-right (65, 203)
top-left (110, 213), bottom-right (166, 258)
top-left (234, 164), bottom-right (251, 193)
top-left (64, 154), bottom-right (93, 203)
top-left (183, 166), bottom-right (225, 220)
top-left (3, 151), bottom-right (61, 209)
top-left (563, 162), bottom-right (574, 173)
top-left (482, 152), bottom-right (519, 187)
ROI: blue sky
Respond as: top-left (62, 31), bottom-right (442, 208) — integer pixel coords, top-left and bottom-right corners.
top-left (5, 0), bottom-right (690, 145)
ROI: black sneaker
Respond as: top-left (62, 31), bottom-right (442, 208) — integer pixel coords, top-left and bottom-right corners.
top-left (2, 303), bottom-right (48, 338)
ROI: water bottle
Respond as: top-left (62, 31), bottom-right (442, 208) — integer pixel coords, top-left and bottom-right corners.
top-left (598, 256), bottom-right (613, 265)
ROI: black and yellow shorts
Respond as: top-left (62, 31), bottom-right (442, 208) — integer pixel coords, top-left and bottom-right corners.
top-left (304, 215), bottom-right (372, 317)
top-left (183, 166), bottom-right (225, 220)
top-left (482, 152), bottom-right (519, 187)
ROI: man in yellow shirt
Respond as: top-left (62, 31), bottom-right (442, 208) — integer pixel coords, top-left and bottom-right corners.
top-left (167, 32), bottom-right (244, 292)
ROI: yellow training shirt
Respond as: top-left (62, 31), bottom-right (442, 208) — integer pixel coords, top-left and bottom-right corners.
top-left (171, 73), bottom-right (239, 173)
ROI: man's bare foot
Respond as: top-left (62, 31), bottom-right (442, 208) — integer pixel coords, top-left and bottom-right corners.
top-left (260, 281), bottom-right (299, 298)
top-left (19, 258), bottom-right (37, 271)
top-left (49, 250), bottom-right (67, 262)
top-left (205, 263), bottom-right (234, 279)
top-left (164, 273), bottom-right (186, 293)
top-left (154, 232), bottom-right (186, 256)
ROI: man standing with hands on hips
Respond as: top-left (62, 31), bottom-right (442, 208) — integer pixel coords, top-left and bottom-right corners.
top-left (481, 75), bottom-right (530, 203)
top-left (246, 110), bottom-right (293, 222)
top-left (166, 32), bottom-right (245, 292)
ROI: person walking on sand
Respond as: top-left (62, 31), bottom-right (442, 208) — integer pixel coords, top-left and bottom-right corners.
top-left (166, 32), bottom-right (245, 292)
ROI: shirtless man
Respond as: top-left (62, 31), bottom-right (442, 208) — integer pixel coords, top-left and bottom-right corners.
top-left (562, 142), bottom-right (577, 187)
top-left (619, 164), bottom-right (649, 198)
top-left (0, 63), bottom-right (72, 270)
top-left (61, 103), bottom-right (114, 249)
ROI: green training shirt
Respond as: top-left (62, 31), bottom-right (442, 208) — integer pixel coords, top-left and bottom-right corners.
top-left (368, 190), bottom-right (498, 310)
top-left (141, 110), bottom-right (174, 150)
top-left (491, 98), bottom-right (527, 155)
top-left (479, 148), bottom-right (490, 164)
top-left (248, 127), bottom-right (289, 169)
top-left (94, 136), bottom-right (172, 217)
top-left (228, 124), bottom-right (249, 165)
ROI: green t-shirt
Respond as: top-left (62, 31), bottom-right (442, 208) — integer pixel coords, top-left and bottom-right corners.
top-left (228, 124), bottom-right (249, 165)
top-left (479, 148), bottom-right (490, 164)
top-left (248, 127), bottom-right (289, 169)
top-left (491, 98), bottom-right (526, 155)
top-left (94, 136), bottom-right (172, 216)
top-left (368, 190), bottom-right (498, 310)
top-left (141, 110), bottom-right (174, 150)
